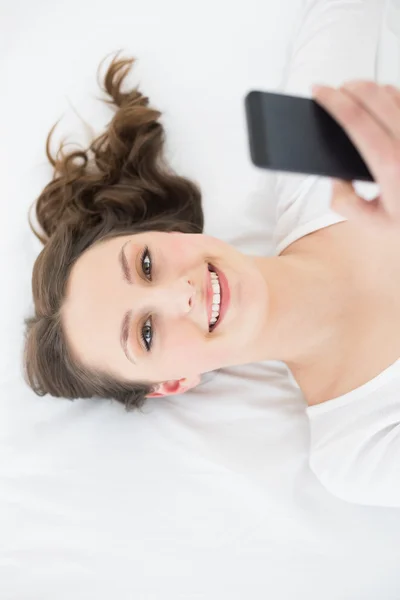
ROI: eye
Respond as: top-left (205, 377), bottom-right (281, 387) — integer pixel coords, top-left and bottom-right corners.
top-left (140, 246), bottom-right (152, 281)
top-left (139, 246), bottom-right (154, 352)
top-left (141, 317), bottom-right (153, 352)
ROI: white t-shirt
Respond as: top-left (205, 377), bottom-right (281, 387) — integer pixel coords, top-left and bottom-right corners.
top-left (273, 0), bottom-right (400, 507)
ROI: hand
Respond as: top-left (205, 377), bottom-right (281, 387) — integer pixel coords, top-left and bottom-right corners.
top-left (312, 81), bottom-right (400, 232)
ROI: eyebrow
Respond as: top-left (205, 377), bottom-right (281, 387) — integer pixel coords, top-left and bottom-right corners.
top-left (118, 241), bottom-right (137, 364)
top-left (119, 241), bottom-right (133, 284)
top-left (120, 309), bottom-right (136, 364)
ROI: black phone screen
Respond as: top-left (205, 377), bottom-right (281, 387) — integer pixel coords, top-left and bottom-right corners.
top-left (245, 91), bottom-right (374, 182)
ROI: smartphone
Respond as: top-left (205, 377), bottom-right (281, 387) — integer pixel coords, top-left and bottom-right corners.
top-left (245, 90), bottom-right (374, 182)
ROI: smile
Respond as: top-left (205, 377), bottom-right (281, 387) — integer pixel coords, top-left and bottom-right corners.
top-left (207, 263), bottom-right (230, 332)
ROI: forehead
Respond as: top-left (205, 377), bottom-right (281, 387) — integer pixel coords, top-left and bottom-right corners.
top-left (66, 234), bottom-right (133, 307)
top-left (62, 234), bottom-right (133, 370)
top-left (76, 233), bottom-right (134, 270)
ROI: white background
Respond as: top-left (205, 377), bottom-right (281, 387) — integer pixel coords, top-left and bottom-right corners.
top-left (1, 1), bottom-right (400, 599)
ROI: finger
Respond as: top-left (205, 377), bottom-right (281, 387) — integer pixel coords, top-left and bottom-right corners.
top-left (312, 85), bottom-right (395, 177)
top-left (312, 85), bottom-right (400, 212)
top-left (341, 81), bottom-right (400, 140)
top-left (384, 84), bottom-right (400, 108)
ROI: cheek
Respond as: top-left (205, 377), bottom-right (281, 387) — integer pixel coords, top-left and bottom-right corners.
top-left (160, 326), bottom-right (214, 377)
top-left (167, 234), bottom-right (194, 261)
top-left (165, 232), bottom-right (206, 265)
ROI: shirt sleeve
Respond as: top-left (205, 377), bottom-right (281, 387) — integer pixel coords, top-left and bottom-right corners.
top-left (273, 0), bottom-right (386, 255)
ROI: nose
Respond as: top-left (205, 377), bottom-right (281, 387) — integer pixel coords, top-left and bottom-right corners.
top-left (144, 277), bottom-right (196, 318)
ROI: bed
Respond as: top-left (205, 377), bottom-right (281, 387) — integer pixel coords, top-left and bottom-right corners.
top-left (1, 0), bottom-right (400, 598)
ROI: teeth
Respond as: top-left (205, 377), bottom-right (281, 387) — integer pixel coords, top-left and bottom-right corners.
top-left (208, 267), bottom-right (222, 329)
top-left (211, 278), bottom-right (220, 292)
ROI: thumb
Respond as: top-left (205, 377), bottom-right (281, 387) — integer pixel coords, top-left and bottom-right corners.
top-left (331, 179), bottom-right (378, 221)
top-left (330, 179), bottom-right (357, 216)
top-left (331, 179), bottom-right (385, 230)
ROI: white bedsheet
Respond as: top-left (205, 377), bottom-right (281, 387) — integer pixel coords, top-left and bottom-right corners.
top-left (1, 1), bottom-right (400, 598)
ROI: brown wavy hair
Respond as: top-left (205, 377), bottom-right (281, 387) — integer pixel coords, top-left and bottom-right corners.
top-left (24, 51), bottom-right (204, 410)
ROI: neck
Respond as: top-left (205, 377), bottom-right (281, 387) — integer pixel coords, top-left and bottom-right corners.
top-left (246, 252), bottom-right (346, 371)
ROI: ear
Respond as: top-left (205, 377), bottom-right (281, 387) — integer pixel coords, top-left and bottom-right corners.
top-left (146, 375), bottom-right (201, 398)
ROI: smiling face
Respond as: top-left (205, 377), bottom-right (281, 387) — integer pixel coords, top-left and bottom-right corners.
top-left (62, 231), bottom-right (269, 396)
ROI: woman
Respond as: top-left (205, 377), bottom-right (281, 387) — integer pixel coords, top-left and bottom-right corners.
top-left (24, 0), bottom-right (400, 507)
